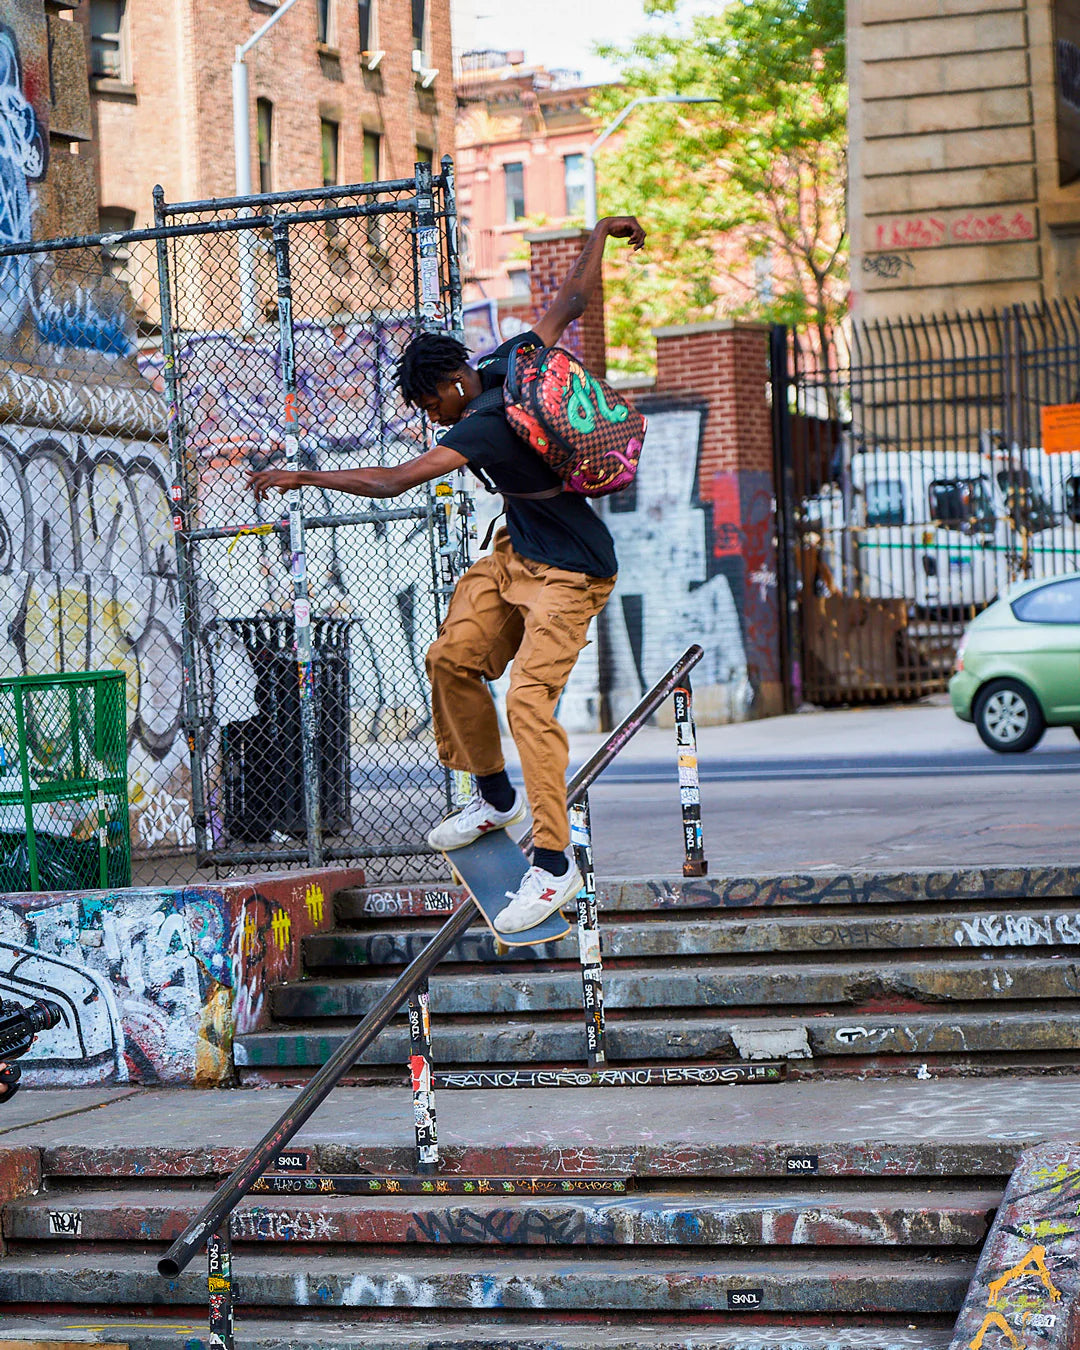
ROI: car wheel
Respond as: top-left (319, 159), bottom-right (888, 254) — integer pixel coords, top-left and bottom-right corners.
top-left (974, 679), bottom-right (1046, 754)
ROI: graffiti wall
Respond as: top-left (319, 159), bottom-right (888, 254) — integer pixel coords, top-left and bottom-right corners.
top-left (0, 423), bottom-right (190, 855)
top-left (594, 404), bottom-right (752, 727)
top-left (0, 867), bottom-right (356, 1086)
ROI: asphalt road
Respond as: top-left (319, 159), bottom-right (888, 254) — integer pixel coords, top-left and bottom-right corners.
top-left (556, 702), bottom-right (1080, 877)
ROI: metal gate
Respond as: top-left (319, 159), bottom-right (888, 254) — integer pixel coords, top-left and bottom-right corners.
top-left (156, 161), bottom-right (467, 871)
top-left (772, 303), bottom-right (1080, 706)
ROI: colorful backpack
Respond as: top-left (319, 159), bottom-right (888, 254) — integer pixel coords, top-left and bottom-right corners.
top-left (474, 338), bottom-right (646, 497)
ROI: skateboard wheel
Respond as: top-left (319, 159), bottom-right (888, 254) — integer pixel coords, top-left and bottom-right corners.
top-left (495, 939), bottom-right (511, 956)
top-left (449, 866), bottom-right (463, 885)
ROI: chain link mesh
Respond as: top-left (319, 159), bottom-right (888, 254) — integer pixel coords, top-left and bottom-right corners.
top-left (0, 166), bottom-right (464, 884)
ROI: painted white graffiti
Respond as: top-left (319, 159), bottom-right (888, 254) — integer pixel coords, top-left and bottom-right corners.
top-left (0, 22), bottom-right (43, 337)
top-left (232, 1208), bottom-right (335, 1242)
top-left (953, 913), bottom-right (1080, 947)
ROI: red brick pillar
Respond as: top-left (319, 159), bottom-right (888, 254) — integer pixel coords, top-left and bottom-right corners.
top-left (524, 227), bottom-right (607, 376)
top-left (653, 321), bottom-right (783, 716)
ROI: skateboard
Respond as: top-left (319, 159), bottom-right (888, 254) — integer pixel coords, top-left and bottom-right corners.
top-left (441, 829), bottom-right (573, 948)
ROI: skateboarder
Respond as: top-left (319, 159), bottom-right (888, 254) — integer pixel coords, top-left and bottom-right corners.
top-left (250, 214), bottom-right (646, 932)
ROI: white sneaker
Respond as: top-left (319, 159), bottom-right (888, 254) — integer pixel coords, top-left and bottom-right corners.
top-left (426, 791), bottom-right (527, 851)
top-left (495, 862), bottom-right (583, 934)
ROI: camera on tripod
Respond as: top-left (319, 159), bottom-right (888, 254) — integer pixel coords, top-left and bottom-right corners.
top-left (0, 999), bottom-right (63, 1099)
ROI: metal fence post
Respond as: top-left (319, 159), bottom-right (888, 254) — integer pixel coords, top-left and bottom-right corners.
top-left (207, 1226), bottom-right (234, 1350)
top-left (570, 793), bottom-right (606, 1067)
top-left (674, 678), bottom-right (708, 877)
top-left (271, 217), bottom-right (322, 867)
top-left (407, 981), bottom-right (438, 1173)
top-left (153, 184), bottom-right (210, 862)
top-left (439, 154), bottom-right (465, 342)
top-left (769, 323), bottom-right (802, 713)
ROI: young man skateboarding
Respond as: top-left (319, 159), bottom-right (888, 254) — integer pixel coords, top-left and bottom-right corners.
top-left (250, 214), bottom-right (646, 932)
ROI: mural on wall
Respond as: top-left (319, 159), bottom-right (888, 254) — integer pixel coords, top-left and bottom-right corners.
top-left (712, 468), bottom-right (781, 703)
top-left (0, 870), bottom-right (349, 1086)
top-left (0, 14), bottom-right (47, 342)
top-left (0, 425), bottom-right (190, 852)
top-left (596, 404), bottom-right (751, 725)
top-left (0, 11), bottom-right (136, 369)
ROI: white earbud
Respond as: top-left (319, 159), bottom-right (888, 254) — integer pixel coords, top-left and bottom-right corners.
top-left (454, 381), bottom-right (465, 396)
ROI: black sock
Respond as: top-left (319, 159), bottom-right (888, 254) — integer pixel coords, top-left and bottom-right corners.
top-left (476, 770), bottom-right (515, 812)
top-left (532, 847), bottom-right (568, 877)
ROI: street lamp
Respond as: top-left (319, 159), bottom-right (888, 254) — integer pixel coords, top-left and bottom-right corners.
top-left (232, 0), bottom-right (306, 330)
top-left (584, 95), bottom-right (722, 229)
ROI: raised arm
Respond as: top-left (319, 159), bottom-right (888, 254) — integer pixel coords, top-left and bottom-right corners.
top-left (532, 215), bottom-right (646, 349)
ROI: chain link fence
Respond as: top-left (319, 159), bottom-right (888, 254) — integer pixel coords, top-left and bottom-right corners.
top-left (0, 162), bottom-right (468, 886)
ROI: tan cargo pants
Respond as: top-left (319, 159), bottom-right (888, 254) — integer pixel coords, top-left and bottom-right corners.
top-left (426, 530), bottom-right (616, 851)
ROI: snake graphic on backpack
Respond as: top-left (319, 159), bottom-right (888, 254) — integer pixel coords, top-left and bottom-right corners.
top-left (476, 338), bottom-right (646, 498)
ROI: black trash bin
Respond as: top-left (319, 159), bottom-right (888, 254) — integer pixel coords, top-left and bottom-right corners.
top-left (221, 616), bottom-right (353, 842)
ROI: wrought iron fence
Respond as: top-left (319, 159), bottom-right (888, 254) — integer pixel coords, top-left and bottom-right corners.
top-left (774, 302), bottom-right (1080, 705)
top-left (0, 161), bottom-right (466, 885)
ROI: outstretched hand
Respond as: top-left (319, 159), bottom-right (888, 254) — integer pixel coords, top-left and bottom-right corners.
top-left (603, 216), bottom-right (646, 250)
top-left (248, 469), bottom-right (301, 502)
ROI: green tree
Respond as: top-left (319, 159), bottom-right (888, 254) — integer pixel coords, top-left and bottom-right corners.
top-left (593, 0), bottom-right (847, 374)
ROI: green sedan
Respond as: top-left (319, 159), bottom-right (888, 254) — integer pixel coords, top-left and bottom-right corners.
top-left (950, 572), bottom-right (1080, 752)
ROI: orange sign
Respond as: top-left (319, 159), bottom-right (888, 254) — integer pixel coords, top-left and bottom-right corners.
top-left (1041, 402), bottom-right (1080, 453)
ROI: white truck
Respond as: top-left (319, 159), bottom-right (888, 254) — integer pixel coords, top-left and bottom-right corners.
top-left (805, 437), bottom-right (1080, 612)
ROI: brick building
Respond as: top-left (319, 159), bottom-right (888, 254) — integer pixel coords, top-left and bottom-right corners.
top-left (455, 51), bottom-right (597, 327)
top-left (77, 0), bottom-right (455, 232)
top-left (849, 0), bottom-right (1080, 320)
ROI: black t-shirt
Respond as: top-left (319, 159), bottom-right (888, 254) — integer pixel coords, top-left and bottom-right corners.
top-left (437, 332), bottom-right (618, 579)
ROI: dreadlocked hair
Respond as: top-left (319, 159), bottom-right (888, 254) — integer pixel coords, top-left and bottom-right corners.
top-left (396, 332), bottom-right (471, 407)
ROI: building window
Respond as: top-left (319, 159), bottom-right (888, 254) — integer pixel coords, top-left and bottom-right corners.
top-left (504, 162), bottom-right (525, 223)
top-left (412, 0), bottom-right (427, 56)
top-left (416, 144), bottom-right (433, 167)
top-left (508, 268), bottom-right (530, 298)
top-left (363, 130), bottom-right (380, 182)
top-left (321, 119), bottom-right (340, 187)
top-left (358, 0), bottom-right (377, 54)
top-left (89, 0), bottom-right (127, 80)
top-left (256, 99), bottom-right (273, 194)
top-left (563, 153), bottom-right (585, 216)
top-left (317, 0), bottom-right (335, 45)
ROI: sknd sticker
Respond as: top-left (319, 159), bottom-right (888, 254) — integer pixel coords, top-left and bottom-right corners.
top-left (727, 1289), bottom-right (763, 1309)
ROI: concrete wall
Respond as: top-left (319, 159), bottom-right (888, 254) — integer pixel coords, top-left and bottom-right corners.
top-left (0, 867), bottom-right (358, 1086)
top-left (849, 0), bottom-right (1080, 320)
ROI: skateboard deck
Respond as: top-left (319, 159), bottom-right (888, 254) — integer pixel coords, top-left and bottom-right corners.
top-left (441, 830), bottom-right (573, 948)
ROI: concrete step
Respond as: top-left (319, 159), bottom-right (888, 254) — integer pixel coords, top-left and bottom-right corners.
top-left (0, 1247), bottom-right (975, 1313)
top-left (3, 1186), bottom-right (999, 1247)
top-left (338, 865), bottom-right (1080, 920)
top-left (306, 906), bottom-right (1080, 968)
top-left (234, 1008), bottom-right (1080, 1069)
top-left (271, 955), bottom-right (1080, 1019)
top-left (0, 1313), bottom-right (956, 1350)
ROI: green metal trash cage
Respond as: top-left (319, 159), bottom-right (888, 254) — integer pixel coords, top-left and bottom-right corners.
top-left (0, 670), bottom-right (131, 893)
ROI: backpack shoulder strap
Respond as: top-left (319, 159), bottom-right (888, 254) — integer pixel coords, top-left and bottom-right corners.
top-left (461, 386), bottom-right (506, 417)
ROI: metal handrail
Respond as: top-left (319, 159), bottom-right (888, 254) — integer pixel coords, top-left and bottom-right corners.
top-left (158, 643), bottom-right (703, 1278)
